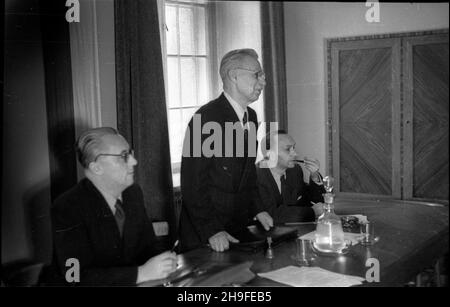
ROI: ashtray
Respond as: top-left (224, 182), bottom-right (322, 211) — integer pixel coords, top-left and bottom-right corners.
top-left (340, 216), bottom-right (360, 232)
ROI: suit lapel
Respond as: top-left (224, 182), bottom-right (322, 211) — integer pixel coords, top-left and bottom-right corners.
top-left (218, 94), bottom-right (261, 192)
top-left (261, 167), bottom-right (283, 205)
top-left (284, 167), bottom-right (302, 205)
top-left (83, 179), bottom-right (123, 246)
top-left (218, 93), bottom-right (241, 124)
top-left (220, 94), bottom-right (251, 191)
top-left (120, 190), bottom-right (135, 255)
top-left (239, 109), bottom-right (258, 189)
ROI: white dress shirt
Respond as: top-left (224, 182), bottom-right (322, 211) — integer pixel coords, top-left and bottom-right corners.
top-left (223, 91), bottom-right (248, 129)
top-left (269, 168), bottom-right (286, 194)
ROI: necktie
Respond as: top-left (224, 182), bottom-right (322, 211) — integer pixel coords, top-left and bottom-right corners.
top-left (114, 199), bottom-right (125, 237)
top-left (280, 174), bottom-right (287, 206)
top-left (243, 111), bottom-right (248, 156)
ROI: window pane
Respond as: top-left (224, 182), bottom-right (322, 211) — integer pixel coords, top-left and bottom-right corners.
top-left (182, 108), bottom-right (197, 138)
top-left (179, 7), bottom-right (194, 55)
top-left (164, 0), bottom-right (211, 185)
top-left (168, 109), bottom-right (183, 164)
top-left (197, 57), bottom-right (208, 105)
top-left (167, 57), bottom-right (180, 108)
top-left (194, 7), bottom-right (206, 55)
top-left (180, 57), bottom-right (197, 107)
top-left (165, 5), bottom-right (178, 55)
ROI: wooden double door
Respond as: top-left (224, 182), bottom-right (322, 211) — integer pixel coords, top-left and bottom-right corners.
top-left (327, 30), bottom-right (448, 203)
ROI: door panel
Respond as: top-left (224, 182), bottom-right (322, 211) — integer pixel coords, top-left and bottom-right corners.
top-left (330, 39), bottom-right (401, 198)
top-left (328, 31), bottom-right (448, 203)
top-left (404, 35), bottom-right (449, 201)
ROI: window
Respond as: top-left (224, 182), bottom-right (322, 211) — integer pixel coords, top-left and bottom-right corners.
top-left (159, 0), bottom-right (264, 187)
top-left (162, 0), bottom-right (211, 186)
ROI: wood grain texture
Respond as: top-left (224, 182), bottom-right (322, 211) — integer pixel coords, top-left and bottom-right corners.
top-left (328, 30), bottom-right (448, 202)
top-left (338, 47), bottom-right (393, 195)
top-left (412, 42), bottom-right (449, 200)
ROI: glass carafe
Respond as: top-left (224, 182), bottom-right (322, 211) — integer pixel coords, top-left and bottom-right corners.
top-left (314, 192), bottom-right (346, 253)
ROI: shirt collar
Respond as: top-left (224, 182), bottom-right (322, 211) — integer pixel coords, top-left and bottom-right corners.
top-left (83, 178), bottom-right (123, 215)
top-left (92, 183), bottom-right (123, 211)
top-left (223, 91), bottom-right (247, 125)
top-left (270, 167), bottom-right (286, 180)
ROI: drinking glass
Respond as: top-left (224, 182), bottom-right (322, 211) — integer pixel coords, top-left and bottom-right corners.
top-left (292, 238), bottom-right (315, 266)
top-left (360, 221), bottom-right (376, 246)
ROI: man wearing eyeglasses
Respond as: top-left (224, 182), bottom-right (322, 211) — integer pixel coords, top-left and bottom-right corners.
top-left (179, 48), bottom-right (274, 252)
top-left (42, 127), bottom-right (178, 286)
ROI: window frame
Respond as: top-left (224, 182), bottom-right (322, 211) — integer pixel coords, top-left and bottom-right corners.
top-left (159, 0), bottom-right (218, 186)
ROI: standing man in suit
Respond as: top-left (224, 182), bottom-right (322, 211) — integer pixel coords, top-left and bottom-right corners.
top-left (257, 130), bottom-right (325, 224)
top-left (179, 49), bottom-right (273, 252)
top-left (43, 127), bottom-right (178, 286)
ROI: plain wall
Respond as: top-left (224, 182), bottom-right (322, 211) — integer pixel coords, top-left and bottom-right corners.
top-left (3, 0), bottom-right (52, 265)
top-left (96, 0), bottom-right (117, 129)
top-left (284, 2), bottom-right (449, 174)
top-left (214, 1), bottom-right (263, 120)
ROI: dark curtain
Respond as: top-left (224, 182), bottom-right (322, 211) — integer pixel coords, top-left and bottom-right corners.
top-left (261, 2), bottom-right (288, 131)
top-left (114, 0), bottom-right (176, 242)
top-left (40, 0), bottom-right (77, 201)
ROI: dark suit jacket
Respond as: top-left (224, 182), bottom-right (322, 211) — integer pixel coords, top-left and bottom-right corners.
top-left (179, 93), bottom-right (264, 252)
top-left (257, 165), bottom-right (325, 223)
top-left (41, 179), bottom-right (158, 286)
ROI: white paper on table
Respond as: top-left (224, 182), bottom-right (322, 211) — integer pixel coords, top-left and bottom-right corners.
top-left (258, 266), bottom-right (365, 287)
top-left (299, 231), bottom-right (364, 245)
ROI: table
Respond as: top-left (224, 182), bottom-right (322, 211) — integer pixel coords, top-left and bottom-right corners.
top-left (156, 198), bottom-right (449, 287)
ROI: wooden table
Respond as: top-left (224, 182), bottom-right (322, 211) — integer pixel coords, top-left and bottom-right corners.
top-left (159, 198), bottom-right (449, 287)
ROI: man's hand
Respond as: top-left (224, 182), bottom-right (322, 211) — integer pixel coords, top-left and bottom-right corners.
top-left (303, 157), bottom-right (321, 183)
top-left (208, 231), bottom-right (239, 252)
top-left (137, 251), bottom-right (178, 284)
top-left (256, 211), bottom-right (274, 231)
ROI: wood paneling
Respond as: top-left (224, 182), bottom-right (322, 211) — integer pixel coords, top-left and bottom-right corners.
top-left (330, 39), bottom-right (401, 198)
top-left (404, 35), bottom-right (449, 201)
top-left (328, 30), bottom-right (448, 204)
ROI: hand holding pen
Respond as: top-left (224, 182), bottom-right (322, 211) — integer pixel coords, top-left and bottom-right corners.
top-left (163, 240), bottom-right (180, 287)
top-left (171, 239), bottom-right (179, 253)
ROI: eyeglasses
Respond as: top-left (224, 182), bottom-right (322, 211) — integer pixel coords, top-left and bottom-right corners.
top-left (234, 68), bottom-right (265, 80)
top-left (94, 149), bottom-right (135, 163)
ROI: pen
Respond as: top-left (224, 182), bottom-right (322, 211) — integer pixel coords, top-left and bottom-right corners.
top-left (171, 239), bottom-right (179, 252)
top-left (293, 159), bottom-right (305, 163)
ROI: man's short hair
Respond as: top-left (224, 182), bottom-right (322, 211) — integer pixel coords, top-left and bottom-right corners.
top-left (219, 48), bottom-right (259, 82)
top-left (261, 129), bottom-right (288, 158)
top-left (76, 127), bottom-right (119, 169)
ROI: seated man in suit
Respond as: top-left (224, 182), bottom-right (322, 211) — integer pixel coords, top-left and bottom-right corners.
top-left (41, 127), bottom-right (178, 286)
top-left (257, 130), bottom-right (325, 224)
